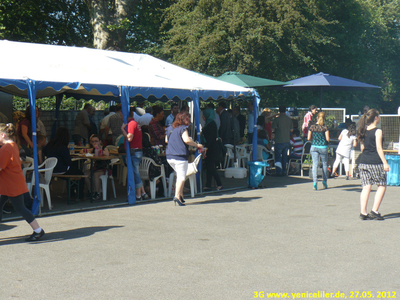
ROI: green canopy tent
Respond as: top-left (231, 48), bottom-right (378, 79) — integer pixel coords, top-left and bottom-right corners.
top-left (216, 72), bottom-right (290, 161)
top-left (217, 71), bottom-right (290, 88)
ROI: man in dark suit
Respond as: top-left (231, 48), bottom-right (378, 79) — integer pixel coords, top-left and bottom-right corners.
top-left (234, 106), bottom-right (246, 141)
top-left (217, 101), bottom-right (232, 145)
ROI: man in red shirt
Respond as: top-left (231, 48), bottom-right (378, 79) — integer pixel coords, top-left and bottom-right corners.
top-left (302, 105), bottom-right (318, 139)
top-left (121, 108), bottom-right (146, 201)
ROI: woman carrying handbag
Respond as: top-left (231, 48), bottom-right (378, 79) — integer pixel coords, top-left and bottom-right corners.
top-left (165, 111), bottom-right (203, 206)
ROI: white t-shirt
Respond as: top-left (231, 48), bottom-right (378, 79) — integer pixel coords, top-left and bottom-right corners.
top-left (336, 129), bottom-right (357, 158)
top-left (100, 112), bottom-right (115, 134)
top-left (165, 113), bottom-right (175, 127)
top-left (137, 113), bottom-right (153, 126)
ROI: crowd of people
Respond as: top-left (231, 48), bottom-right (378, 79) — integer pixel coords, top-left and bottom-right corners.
top-left (0, 101), bottom-right (393, 241)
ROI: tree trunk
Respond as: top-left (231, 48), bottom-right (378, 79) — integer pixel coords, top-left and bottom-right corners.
top-left (84, 0), bottom-right (135, 50)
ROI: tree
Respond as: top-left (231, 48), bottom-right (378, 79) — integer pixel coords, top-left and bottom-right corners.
top-left (83, 0), bottom-right (135, 50)
top-left (83, 0), bottom-right (172, 51)
top-left (158, 0), bottom-right (400, 113)
top-left (0, 0), bottom-right (92, 46)
top-left (160, 0), bottom-right (336, 76)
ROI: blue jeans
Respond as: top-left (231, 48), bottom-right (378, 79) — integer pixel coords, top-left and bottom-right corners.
top-left (274, 142), bottom-right (290, 175)
top-left (310, 146), bottom-right (328, 183)
top-left (130, 149), bottom-right (143, 189)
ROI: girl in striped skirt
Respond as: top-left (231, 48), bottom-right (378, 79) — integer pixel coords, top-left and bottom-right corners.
top-left (357, 109), bottom-right (390, 220)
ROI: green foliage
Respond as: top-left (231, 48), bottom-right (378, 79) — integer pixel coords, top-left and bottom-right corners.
top-left (2, 0), bottom-right (400, 115)
top-left (12, 96), bottom-right (107, 111)
top-left (124, 0), bottom-right (174, 53)
top-left (0, 0), bottom-right (92, 46)
top-left (158, 0), bottom-right (400, 114)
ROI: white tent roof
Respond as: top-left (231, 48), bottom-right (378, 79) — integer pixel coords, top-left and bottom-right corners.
top-left (0, 40), bottom-right (252, 100)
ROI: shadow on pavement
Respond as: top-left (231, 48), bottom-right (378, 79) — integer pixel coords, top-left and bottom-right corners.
top-left (260, 175), bottom-right (311, 189)
top-left (0, 225), bottom-right (124, 246)
top-left (382, 212), bottom-right (400, 219)
top-left (0, 224), bottom-right (17, 232)
top-left (324, 184), bottom-right (362, 191)
top-left (188, 196), bottom-right (262, 205)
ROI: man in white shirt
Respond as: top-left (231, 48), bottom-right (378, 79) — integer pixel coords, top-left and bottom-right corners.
top-left (99, 105), bottom-right (116, 142)
top-left (72, 103), bottom-right (92, 145)
top-left (165, 103), bottom-right (179, 127)
top-left (137, 106), bottom-right (153, 126)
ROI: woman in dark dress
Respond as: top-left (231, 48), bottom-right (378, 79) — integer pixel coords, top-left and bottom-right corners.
top-left (43, 127), bottom-right (85, 199)
top-left (201, 108), bottom-right (222, 190)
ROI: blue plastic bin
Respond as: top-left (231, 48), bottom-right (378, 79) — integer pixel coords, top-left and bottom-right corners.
top-left (247, 161), bottom-right (269, 188)
top-left (386, 155), bottom-right (400, 186)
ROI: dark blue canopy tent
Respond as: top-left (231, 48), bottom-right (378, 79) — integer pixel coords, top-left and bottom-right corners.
top-left (282, 72), bottom-right (381, 109)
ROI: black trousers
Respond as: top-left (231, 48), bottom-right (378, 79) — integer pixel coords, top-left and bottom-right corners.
top-left (204, 158), bottom-right (222, 188)
top-left (0, 194), bottom-right (35, 224)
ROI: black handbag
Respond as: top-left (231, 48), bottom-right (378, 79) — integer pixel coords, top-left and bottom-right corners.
top-left (215, 137), bottom-right (226, 165)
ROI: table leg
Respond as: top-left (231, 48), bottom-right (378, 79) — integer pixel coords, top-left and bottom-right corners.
top-left (90, 159), bottom-right (94, 202)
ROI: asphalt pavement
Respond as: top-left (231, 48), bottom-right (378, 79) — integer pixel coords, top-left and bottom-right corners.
top-left (1, 175), bottom-right (400, 300)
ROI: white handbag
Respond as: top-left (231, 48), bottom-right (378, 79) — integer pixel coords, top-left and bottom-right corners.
top-left (186, 161), bottom-right (198, 176)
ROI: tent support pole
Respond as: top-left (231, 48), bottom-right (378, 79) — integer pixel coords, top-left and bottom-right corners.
top-left (193, 90), bottom-right (202, 193)
top-left (252, 91), bottom-right (259, 161)
top-left (120, 86), bottom-right (136, 205)
top-left (26, 79), bottom-right (41, 215)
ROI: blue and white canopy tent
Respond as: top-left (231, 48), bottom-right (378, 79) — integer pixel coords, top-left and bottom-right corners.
top-left (0, 40), bottom-right (254, 214)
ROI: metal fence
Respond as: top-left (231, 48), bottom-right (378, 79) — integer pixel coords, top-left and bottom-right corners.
top-left (268, 107), bottom-right (346, 134)
top-left (351, 114), bottom-right (400, 147)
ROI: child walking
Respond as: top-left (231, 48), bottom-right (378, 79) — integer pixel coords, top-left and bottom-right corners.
top-left (357, 109), bottom-right (389, 220)
top-left (331, 123), bottom-right (357, 180)
top-left (0, 123), bottom-right (45, 241)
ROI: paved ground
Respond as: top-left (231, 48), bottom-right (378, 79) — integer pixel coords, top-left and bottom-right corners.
top-left (1, 174), bottom-right (400, 300)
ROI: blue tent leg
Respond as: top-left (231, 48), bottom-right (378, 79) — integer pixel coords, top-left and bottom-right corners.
top-left (120, 86), bottom-right (136, 205)
top-left (193, 90), bottom-right (202, 193)
top-left (26, 79), bottom-right (41, 215)
top-left (252, 91), bottom-right (259, 162)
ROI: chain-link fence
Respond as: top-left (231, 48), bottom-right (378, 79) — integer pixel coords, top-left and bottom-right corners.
top-left (351, 114), bottom-right (399, 148)
top-left (267, 107), bottom-right (346, 138)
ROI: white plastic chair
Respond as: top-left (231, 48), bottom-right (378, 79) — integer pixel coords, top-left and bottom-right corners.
top-left (236, 146), bottom-right (251, 168)
top-left (24, 157), bottom-right (58, 210)
top-left (248, 145), bottom-right (275, 176)
top-left (168, 155), bottom-right (202, 198)
top-left (224, 144), bottom-right (235, 168)
top-left (99, 158), bottom-right (118, 201)
top-left (105, 145), bottom-right (118, 152)
top-left (139, 157), bottom-right (167, 199)
top-left (22, 156), bottom-right (35, 177)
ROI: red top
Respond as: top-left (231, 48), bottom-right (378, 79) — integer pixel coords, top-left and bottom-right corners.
top-left (264, 121), bottom-right (272, 140)
top-left (17, 118), bottom-right (32, 146)
top-left (149, 118), bottom-right (165, 146)
top-left (126, 119), bottom-right (142, 149)
top-left (0, 142), bottom-right (29, 197)
top-left (302, 111), bottom-right (313, 136)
